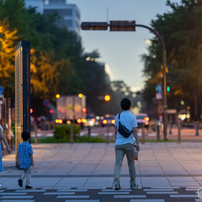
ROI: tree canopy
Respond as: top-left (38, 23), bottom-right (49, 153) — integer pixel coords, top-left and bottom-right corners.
top-left (141, 0), bottom-right (202, 120)
top-left (0, 0), bottom-right (116, 116)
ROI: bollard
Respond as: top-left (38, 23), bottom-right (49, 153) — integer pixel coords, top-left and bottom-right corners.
top-left (156, 123), bottom-right (160, 141)
top-left (70, 123), bottom-right (74, 144)
top-left (34, 124), bottom-right (38, 145)
top-left (195, 121), bottom-right (199, 136)
top-left (106, 124), bottom-right (109, 144)
top-left (88, 126), bottom-right (91, 137)
top-left (178, 119), bottom-right (181, 143)
top-left (169, 114), bottom-right (172, 135)
top-left (169, 123), bottom-right (172, 135)
top-left (142, 123), bottom-right (145, 144)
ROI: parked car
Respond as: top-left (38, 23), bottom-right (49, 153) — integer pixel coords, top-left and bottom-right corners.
top-left (136, 113), bottom-right (149, 129)
top-left (101, 114), bottom-right (115, 127)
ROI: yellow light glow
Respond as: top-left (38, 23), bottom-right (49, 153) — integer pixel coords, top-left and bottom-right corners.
top-left (58, 119), bottom-right (63, 124)
top-left (104, 95), bottom-right (110, 101)
top-left (103, 120), bottom-right (107, 124)
top-left (78, 93), bottom-right (83, 98)
top-left (82, 119), bottom-right (87, 123)
top-left (77, 119), bottom-right (81, 123)
top-left (56, 94), bottom-right (60, 98)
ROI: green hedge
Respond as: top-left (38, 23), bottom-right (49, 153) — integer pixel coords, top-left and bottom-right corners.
top-left (54, 124), bottom-right (81, 139)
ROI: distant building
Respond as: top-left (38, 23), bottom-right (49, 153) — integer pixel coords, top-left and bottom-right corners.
top-left (24, 0), bottom-right (44, 14)
top-left (24, 0), bottom-right (81, 38)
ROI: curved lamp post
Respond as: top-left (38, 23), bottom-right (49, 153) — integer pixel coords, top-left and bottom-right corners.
top-left (81, 21), bottom-right (168, 140)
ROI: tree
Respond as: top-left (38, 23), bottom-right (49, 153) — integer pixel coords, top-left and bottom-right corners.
top-left (141, 0), bottom-right (202, 120)
top-left (80, 51), bottom-right (113, 115)
top-left (0, 20), bottom-right (18, 99)
top-left (0, 0), bottom-right (115, 118)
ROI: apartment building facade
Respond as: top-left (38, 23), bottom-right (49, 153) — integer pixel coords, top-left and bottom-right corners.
top-left (25, 0), bottom-right (81, 38)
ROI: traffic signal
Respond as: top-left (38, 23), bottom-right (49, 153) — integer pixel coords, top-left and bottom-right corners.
top-left (110, 21), bottom-right (136, 31)
top-left (81, 22), bottom-right (108, 30)
top-left (167, 86), bottom-right (170, 92)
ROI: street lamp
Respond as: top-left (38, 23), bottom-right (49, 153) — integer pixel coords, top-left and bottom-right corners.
top-left (81, 21), bottom-right (168, 140)
top-left (104, 95), bottom-right (111, 101)
top-left (78, 93), bottom-right (83, 98)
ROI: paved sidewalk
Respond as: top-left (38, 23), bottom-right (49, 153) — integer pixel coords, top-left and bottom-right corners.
top-left (1, 142), bottom-right (202, 201)
top-left (1, 142), bottom-right (202, 188)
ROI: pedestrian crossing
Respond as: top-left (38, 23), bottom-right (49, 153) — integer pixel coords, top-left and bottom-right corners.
top-left (0, 187), bottom-right (201, 201)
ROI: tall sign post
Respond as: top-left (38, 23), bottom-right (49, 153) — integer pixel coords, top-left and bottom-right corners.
top-left (81, 21), bottom-right (168, 140)
top-left (15, 41), bottom-right (31, 160)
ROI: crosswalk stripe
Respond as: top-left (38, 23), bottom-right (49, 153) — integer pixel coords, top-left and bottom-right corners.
top-left (114, 195), bottom-right (147, 198)
top-left (57, 195), bottom-right (90, 198)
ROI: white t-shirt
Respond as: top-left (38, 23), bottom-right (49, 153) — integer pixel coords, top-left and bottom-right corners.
top-left (114, 110), bottom-right (137, 145)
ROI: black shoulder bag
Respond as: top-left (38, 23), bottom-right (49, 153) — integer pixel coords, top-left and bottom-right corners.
top-left (118, 113), bottom-right (133, 138)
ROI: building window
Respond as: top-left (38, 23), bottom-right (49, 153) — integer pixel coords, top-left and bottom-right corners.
top-left (44, 9), bottom-right (72, 17)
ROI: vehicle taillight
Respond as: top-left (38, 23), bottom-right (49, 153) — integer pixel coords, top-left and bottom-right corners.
top-left (144, 117), bottom-right (149, 121)
top-left (82, 118), bottom-right (87, 123)
top-left (77, 119), bottom-right (81, 123)
top-left (58, 119), bottom-right (63, 124)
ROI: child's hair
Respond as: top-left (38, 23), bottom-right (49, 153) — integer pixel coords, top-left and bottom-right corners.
top-left (120, 98), bottom-right (131, 110)
top-left (21, 131), bottom-right (30, 141)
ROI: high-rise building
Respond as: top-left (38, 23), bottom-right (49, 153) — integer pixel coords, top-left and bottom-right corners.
top-left (24, 0), bottom-right (81, 38)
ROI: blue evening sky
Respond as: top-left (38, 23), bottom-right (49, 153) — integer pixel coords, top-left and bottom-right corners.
top-left (69, 0), bottom-right (181, 91)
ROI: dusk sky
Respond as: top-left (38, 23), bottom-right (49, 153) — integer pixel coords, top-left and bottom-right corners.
top-left (69, 0), bottom-right (181, 91)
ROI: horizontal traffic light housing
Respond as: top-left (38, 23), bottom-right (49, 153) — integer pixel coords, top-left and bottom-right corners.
top-left (81, 21), bottom-right (136, 31)
top-left (110, 21), bottom-right (136, 31)
top-left (81, 22), bottom-right (108, 30)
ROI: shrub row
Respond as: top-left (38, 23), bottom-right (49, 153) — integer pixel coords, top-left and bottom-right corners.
top-left (53, 124), bottom-right (81, 139)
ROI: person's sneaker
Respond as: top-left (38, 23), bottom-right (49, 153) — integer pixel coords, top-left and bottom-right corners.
top-left (18, 179), bottom-right (23, 187)
top-left (130, 183), bottom-right (138, 189)
top-left (114, 182), bottom-right (121, 190)
top-left (25, 185), bottom-right (33, 189)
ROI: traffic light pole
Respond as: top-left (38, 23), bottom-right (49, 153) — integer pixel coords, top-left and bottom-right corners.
top-left (81, 21), bottom-right (168, 140)
top-left (135, 24), bottom-right (167, 141)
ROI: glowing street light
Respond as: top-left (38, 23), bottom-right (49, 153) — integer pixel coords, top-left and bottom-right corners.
top-left (104, 95), bottom-right (111, 101)
top-left (56, 94), bottom-right (60, 98)
top-left (78, 93), bottom-right (83, 98)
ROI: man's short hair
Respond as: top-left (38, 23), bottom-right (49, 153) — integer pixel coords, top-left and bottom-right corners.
top-left (120, 98), bottom-right (131, 110)
top-left (21, 131), bottom-right (30, 141)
